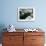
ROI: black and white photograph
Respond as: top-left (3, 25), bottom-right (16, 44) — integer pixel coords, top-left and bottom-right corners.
top-left (18, 7), bottom-right (35, 21)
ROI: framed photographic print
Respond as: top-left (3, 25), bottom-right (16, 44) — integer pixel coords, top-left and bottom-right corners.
top-left (17, 7), bottom-right (35, 21)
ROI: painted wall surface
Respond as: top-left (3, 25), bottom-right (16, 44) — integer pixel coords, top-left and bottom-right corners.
top-left (0, 0), bottom-right (46, 30)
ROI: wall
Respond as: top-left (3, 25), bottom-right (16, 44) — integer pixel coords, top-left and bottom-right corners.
top-left (0, 0), bottom-right (46, 29)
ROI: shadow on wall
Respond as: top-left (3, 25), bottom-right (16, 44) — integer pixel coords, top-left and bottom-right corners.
top-left (0, 24), bottom-right (7, 43)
